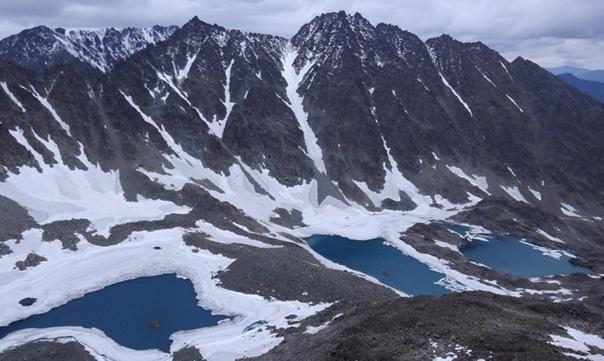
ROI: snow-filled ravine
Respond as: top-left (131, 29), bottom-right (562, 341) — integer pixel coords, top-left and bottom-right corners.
top-left (0, 274), bottom-right (229, 353)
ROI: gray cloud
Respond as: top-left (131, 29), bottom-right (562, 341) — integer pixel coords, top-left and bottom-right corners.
top-left (0, 0), bottom-right (602, 68)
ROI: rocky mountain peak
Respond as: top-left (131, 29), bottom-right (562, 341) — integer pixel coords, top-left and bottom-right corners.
top-left (293, 11), bottom-right (375, 44)
top-left (180, 15), bottom-right (220, 35)
top-left (290, 11), bottom-right (378, 69)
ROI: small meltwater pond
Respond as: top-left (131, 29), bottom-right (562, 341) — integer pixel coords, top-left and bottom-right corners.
top-left (451, 225), bottom-right (591, 278)
top-left (307, 234), bottom-right (450, 296)
top-left (0, 274), bottom-right (229, 352)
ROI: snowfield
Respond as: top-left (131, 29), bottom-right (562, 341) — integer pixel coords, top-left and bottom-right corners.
top-left (2, 128), bottom-right (191, 237)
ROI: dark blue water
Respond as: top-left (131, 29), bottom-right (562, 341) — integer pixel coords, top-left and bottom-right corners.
top-left (0, 274), bottom-right (228, 352)
top-left (461, 235), bottom-right (591, 277)
top-left (307, 235), bottom-right (450, 296)
top-left (447, 224), bottom-right (590, 277)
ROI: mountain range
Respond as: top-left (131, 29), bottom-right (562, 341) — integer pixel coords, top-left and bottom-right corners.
top-left (549, 65), bottom-right (604, 83)
top-left (1, 11), bottom-right (604, 361)
top-left (0, 25), bottom-right (177, 72)
top-left (556, 73), bottom-right (604, 103)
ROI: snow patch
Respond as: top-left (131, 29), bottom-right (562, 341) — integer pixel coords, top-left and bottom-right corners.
top-left (433, 353), bottom-right (457, 361)
top-left (536, 229), bottom-right (565, 244)
top-left (29, 86), bottom-right (71, 135)
top-left (500, 185), bottom-right (527, 203)
top-left (446, 165), bottom-right (489, 194)
top-left (476, 67), bottom-right (496, 87)
top-left (549, 326), bottom-right (604, 360)
top-left (121, 91), bottom-right (162, 131)
top-left (519, 240), bottom-right (573, 260)
top-left (433, 240), bottom-right (460, 253)
top-left (506, 94), bottom-right (524, 112)
top-left (561, 203), bottom-right (582, 218)
top-left (175, 51), bottom-right (199, 82)
top-left (439, 73), bottom-right (473, 117)
top-left (1, 128), bottom-right (190, 236)
top-left (500, 61), bottom-right (513, 80)
top-left (529, 187), bottom-right (542, 201)
top-left (354, 136), bottom-right (434, 209)
top-left (0, 81), bottom-right (25, 112)
top-left (214, 59), bottom-right (235, 139)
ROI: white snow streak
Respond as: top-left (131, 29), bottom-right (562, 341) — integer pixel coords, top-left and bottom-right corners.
top-left (536, 229), bottom-right (565, 244)
top-left (476, 68), bottom-right (496, 87)
top-left (433, 240), bottom-right (461, 253)
top-left (175, 51), bottom-right (199, 82)
top-left (121, 91), bottom-right (162, 131)
top-left (439, 73), bottom-right (473, 116)
top-left (304, 320), bottom-right (331, 334)
top-left (500, 61), bottom-right (514, 80)
top-left (561, 202), bottom-right (582, 218)
top-left (9, 128), bottom-right (45, 166)
top-left (0, 81), bottom-right (25, 112)
top-left (155, 71), bottom-right (217, 135)
top-left (529, 187), bottom-right (542, 201)
top-left (446, 165), bottom-right (490, 195)
top-left (30, 87), bottom-right (71, 135)
top-left (506, 94), bottom-right (524, 112)
top-left (500, 185), bottom-right (527, 203)
top-left (156, 71), bottom-right (191, 105)
top-left (283, 46), bottom-right (327, 173)
top-left (213, 59), bottom-right (235, 139)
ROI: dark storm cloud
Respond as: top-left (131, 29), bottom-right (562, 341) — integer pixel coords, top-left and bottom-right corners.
top-left (0, 0), bottom-right (603, 68)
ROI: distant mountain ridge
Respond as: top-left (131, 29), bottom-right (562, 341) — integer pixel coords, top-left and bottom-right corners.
top-left (549, 65), bottom-right (604, 83)
top-left (0, 25), bottom-right (178, 72)
top-left (557, 73), bottom-right (604, 103)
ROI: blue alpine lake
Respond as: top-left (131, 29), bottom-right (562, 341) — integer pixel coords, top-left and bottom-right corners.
top-left (0, 274), bottom-right (229, 352)
top-left (450, 225), bottom-right (591, 277)
top-left (307, 234), bottom-right (450, 296)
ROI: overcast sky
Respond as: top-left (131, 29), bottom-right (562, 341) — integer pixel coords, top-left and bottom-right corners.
top-left (0, 0), bottom-right (603, 69)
